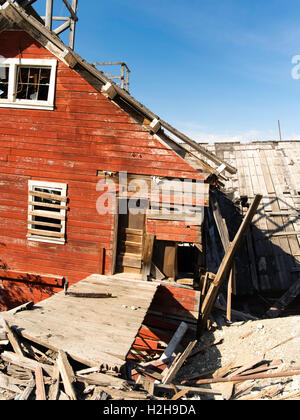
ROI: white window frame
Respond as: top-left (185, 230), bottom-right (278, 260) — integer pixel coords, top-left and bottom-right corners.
top-left (0, 59), bottom-right (57, 110)
top-left (27, 180), bottom-right (67, 245)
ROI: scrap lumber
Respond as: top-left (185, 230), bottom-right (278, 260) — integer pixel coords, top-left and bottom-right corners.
top-left (76, 371), bottom-right (128, 389)
top-left (48, 363), bottom-right (60, 401)
top-left (3, 320), bottom-right (24, 356)
top-left (171, 387), bottom-right (192, 400)
top-left (162, 340), bottom-right (197, 384)
top-left (1, 351), bottom-right (54, 377)
top-left (0, 372), bottom-right (22, 394)
top-left (200, 194), bottom-right (263, 331)
top-left (129, 380), bottom-right (222, 397)
top-left (56, 350), bottom-right (77, 400)
top-left (227, 357), bottom-right (265, 378)
top-left (14, 379), bottom-right (35, 401)
top-left (160, 321), bottom-right (188, 362)
top-left (264, 335), bottom-right (300, 355)
top-left (34, 367), bottom-right (46, 400)
top-left (187, 368), bottom-right (300, 386)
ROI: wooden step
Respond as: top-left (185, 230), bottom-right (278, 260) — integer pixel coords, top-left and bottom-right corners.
top-left (117, 253), bottom-right (142, 269)
top-left (120, 241), bottom-right (143, 255)
top-left (123, 233), bottom-right (143, 244)
top-left (124, 228), bottom-right (143, 236)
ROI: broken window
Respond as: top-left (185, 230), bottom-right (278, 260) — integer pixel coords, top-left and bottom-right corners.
top-left (27, 181), bottom-right (68, 244)
top-left (16, 66), bottom-right (51, 101)
top-left (0, 66), bottom-right (9, 99)
top-left (0, 59), bottom-right (57, 110)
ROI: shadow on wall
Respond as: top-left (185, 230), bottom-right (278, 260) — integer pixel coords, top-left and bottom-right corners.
top-left (205, 190), bottom-right (300, 314)
top-left (0, 266), bottom-right (63, 311)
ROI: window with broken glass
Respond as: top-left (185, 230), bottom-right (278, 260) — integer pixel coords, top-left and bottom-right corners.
top-left (0, 59), bottom-right (57, 110)
top-left (16, 66), bottom-right (52, 101)
top-left (0, 65), bottom-right (9, 99)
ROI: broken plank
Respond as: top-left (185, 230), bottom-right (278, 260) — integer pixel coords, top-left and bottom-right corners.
top-left (191, 369), bottom-right (300, 385)
top-left (75, 372), bottom-right (127, 389)
top-left (171, 387), bottom-right (192, 400)
top-left (15, 379), bottom-right (35, 401)
top-left (1, 351), bottom-right (54, 377)
top-left (3, 320), bottom-right (24, 356)
top-left (160, 321), bottom-right (188, 363)
top-left (162, 340), bottom-right (197, 384)
top-left (35, 367), bottom-right (46, 400)
top-left (56, 350), bottom-right (77, 400)
top-left (200, 194), bottom-right (263, 331)
top-left (0, 372), bottom-right (22, 394)
top-left (48, 363), bottom-right (60, 401)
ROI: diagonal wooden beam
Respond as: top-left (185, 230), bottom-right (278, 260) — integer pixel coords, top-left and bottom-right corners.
top-left (199, 194), bottom-right (263, 331)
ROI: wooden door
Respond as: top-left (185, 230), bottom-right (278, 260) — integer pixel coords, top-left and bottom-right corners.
top-left (116, 198), bottom-right (148, 275)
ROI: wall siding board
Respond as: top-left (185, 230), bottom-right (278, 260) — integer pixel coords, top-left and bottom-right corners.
top-left (0, 30), bottom-right (205, 308)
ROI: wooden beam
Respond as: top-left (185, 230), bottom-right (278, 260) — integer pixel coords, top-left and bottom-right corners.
top-left (1, 351), bottom-right (54, 377)
top-left (162, 340), bottom-right (197, 384)
top-left (160, 321), bottom-right (188, 363)
top-left (35, 367), bottom-right (46, 400)
top-left (142, 234), bottom-right (155, 281)
top-left (200, 194), bottom-right (263, 331)
top-left (3, 320), bottom-right (24, 356)
top-left (56, 350), bottom-right (77, 400)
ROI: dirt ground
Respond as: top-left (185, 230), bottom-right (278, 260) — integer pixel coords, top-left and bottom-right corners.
top-left (178, 315), bottom-right (300, 400)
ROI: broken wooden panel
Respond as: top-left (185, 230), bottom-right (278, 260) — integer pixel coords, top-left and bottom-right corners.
top-left (1, 275), bottom-right (159, 371)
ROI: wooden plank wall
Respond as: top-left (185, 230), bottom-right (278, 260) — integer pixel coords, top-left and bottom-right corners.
top-left (198, 141), bottom-right (300, 294)
top-left (147, 219), bottom-right (201, 243)
top-left (0, 30), bottom-right (206, 306)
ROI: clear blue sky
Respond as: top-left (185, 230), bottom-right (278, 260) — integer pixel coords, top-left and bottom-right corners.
top-left (35, 0), bottom-right (300, 143)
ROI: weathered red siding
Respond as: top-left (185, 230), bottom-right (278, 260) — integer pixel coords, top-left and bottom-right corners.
top-left (0, 31), bottom-right (204, 307)
top-left (146, 220), bottom-right (201, 243)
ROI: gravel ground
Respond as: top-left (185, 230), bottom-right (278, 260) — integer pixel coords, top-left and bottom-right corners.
top-left (178, 315), bottom-right (300, 400)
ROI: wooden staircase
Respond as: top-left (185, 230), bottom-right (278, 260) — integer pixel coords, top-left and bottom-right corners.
top-left (117, 228), bottom-right (144, 274)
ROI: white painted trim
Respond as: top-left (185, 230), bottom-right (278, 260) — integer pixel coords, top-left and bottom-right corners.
top-left (0, 59), bottom-right (57, 110)
top-left (27, 236), bottom-right (66, 245)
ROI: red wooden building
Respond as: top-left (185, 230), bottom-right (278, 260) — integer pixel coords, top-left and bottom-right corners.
top-left (0, 1), bottom-right (235, 310)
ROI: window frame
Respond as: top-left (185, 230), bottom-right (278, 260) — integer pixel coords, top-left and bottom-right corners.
top-left (27, 180), bottom-right (68, 245)
top-left (0, 59), bottom-right (57, 110)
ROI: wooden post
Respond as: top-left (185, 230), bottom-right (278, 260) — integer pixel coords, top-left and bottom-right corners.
top-left (200, 194), bottom-right (263, 331)
top-left (142, 234), bottom-right (155, 281)
top-left (45, 0), bottom-right (53, 30)
top-left (69, 0), bottom-right (78, 50)
top-left (226, 263), bottom-right (236, 322)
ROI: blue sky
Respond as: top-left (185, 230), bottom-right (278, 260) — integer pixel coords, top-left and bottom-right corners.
top-left (35, 0), bottom-right (300, 142)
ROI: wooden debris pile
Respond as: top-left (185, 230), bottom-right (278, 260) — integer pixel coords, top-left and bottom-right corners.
top-left (126, 320), bottom-right (300, 400)
top-left (0, 316), bottom-right (155, 400)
